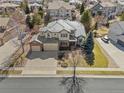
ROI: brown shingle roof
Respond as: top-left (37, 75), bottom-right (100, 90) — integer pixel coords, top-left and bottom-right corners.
top-left (0, 17), bottom-right (10, 27)
top-left (48, 1), bottom-right (75, 10)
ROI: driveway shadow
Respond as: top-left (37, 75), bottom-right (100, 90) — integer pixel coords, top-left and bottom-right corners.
top-left (26, 51), bottom-right (58, 60)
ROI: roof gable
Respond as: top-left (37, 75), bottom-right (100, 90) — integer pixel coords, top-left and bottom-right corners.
top-left (41, 19), bottom-right (86, 37)
top-left (91, 3), bottom-right (104, 10)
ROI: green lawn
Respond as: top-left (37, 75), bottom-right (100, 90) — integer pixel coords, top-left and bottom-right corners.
top-left (57, 70), bottom-right (124, 75)
top-left (0, 70), bottom-right (22, 75)
top-left (62, 42), bottom-right (109, 68)
top-left (93, 42), bottom-right (109, 67)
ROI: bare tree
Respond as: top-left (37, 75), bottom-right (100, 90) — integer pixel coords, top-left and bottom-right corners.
top-left (60, 51), bottom-right (86, 93)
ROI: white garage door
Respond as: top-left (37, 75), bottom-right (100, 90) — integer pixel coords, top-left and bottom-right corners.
top-left (44, 43), bottom-right (58, 51)
top-left (32, 46), bottom-right (41, 51)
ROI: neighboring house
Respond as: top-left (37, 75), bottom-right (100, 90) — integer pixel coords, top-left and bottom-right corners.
top-left (69, 0), bottom-right (82, 5)
top-left (1, 0), bottom-right (43, 4)
top-left (108, 21), bottom-right (124, 47)
top-left (1, 0), bottom-right (23, 4)
top-left (116, 0), bottom-right (124, 14)
top-left (46, 1), bottom-right (75, 21)
top-left (0, 17), bottom-right (18, 46)
top-left (90, 2), bottom-right (117, 19)
top-left (87, 0), bottom-right (98, 5)
top-left (30, 19), bottom-right (86, 51)
top-left (27, 0), bottom-right (43, 4)
top-left (29, 3), bottom-right (43, 11)
top-left (0, 3), bottom-right (19, 14)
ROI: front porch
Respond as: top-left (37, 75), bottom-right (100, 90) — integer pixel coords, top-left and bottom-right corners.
top-left (59, 40), bottom-right (77, 50)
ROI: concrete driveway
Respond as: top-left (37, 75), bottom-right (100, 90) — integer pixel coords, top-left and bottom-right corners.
top-left (96, 38), bottom-right (124, 68)
top-left (22, 51), bottom-right (58, 75)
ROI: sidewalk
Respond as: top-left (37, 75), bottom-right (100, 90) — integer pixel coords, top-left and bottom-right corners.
top-left (57, 67), bottom-right (124, 71)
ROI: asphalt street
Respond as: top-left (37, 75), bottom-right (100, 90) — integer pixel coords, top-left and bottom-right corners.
top-left (0, 77), bottom-right (124, 93)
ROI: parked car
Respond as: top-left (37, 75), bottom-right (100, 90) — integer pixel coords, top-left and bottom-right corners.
top-left (101, 35), bottom-right (109, 43)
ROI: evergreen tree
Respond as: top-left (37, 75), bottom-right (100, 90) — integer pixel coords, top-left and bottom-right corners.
top-left (26, 15), bottom-right (34, 30)
top-left (21, 0), bottom-right (30, 14)
top-left (38, 6), bottom-right (43, 11)
top-left (94, 22), bottom-right (98, 30)
top-left (38, 7), bottom-right (44, 18)
top-left (83, 31), bottom-right (95, 66)
top-left (25, 4), bottom-right (30, 14)
top-left (20, 2), bottom-right (23, 9)
top-left (85, 52), bottom-right (95, 66)
top-left (80, 3), bottom-right (84, 15)
top-left (81, 10), bottom-right (92, 33)
top-left (84, 32), bottom-right (94, 55)
top-left (44, 13), bottom-right (50, 25)
top-left (33, 13), bottom-right (42, 25)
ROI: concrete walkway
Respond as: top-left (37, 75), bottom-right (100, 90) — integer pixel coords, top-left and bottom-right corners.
top-left (96, 38), bottom-right (124, 68)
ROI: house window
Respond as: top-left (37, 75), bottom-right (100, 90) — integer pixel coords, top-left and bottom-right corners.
top-left (60, 42), bottom-right (68, 46)
top-left (47, 33), bottom-right (50, 38)
top-left (61, 34), bottom-right (68, 37)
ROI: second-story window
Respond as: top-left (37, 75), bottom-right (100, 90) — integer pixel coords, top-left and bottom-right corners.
top-left (61, 34), bottom-right (68, 38)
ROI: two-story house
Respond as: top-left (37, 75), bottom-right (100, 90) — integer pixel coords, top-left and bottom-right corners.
top-left (46, 1), bottom-right (75, 21)
top-left (1, 0), bottom-right (23, 4)
top-left (0, 17), bottom-right (18, 46)
top-left (0, 3), bottom-right (19, 14)
top-left (90, 2), bottom-right (117, 19)
top-left (116, 0), bottom-right (124, 15)
top-left (29, 20), bottom-right (86, 51)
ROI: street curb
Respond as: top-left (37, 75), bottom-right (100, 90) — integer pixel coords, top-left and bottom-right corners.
top-left (1, 75), bottom-right (124, 78)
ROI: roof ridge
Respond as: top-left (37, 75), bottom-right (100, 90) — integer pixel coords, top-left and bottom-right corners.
top-left (64, 20), bottom-right (76, 30)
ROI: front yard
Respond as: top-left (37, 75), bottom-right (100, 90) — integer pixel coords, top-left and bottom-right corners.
top-left (60, 42), bottom-right (109, 68)
top-left (57, 70), bottom-right (124, 75)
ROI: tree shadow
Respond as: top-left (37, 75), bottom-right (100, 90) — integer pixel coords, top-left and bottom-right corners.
top-left (60, 77), bottom-right (86, 93)
top-left (0, 68), bottom-right (9, 82)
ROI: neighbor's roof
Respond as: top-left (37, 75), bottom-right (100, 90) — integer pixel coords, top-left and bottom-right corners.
top-left (48, 1), bottom-right (75, 10)
top-left (40, 19), bottom-right (86, 37)
top-left (29, 3), bottom-right (42, 7)
top-left (100, 2), bottom-right (116, 7)
top-left (109, 21), bottom-right (124, 35)
top-left (0, 3), bottom-right (19, 8)
top-left (69, 0), bottom-right (82, 4)
top-left (109, 21), bottom-right (124, 42)
top-left (0, 17), bottom-right (10, 26)
top-left (117, 0), bottom-right (124, 5)
top-left (0, 37), bottom-right (20, 67)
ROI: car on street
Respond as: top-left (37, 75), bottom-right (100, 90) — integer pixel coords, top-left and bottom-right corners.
top-left (101, 35), bottom-right (109, 43)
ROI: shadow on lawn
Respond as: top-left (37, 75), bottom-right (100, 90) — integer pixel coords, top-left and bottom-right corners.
top-left (0, 68), bottom-right (9, 82)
